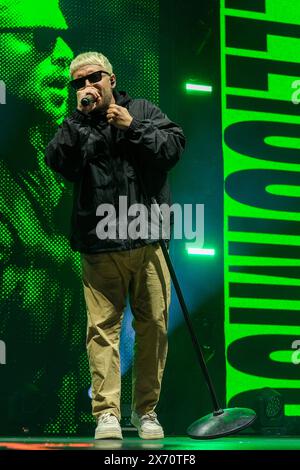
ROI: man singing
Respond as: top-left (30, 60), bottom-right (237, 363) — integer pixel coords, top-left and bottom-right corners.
top-left (45, 51), bottom-right (185, 439)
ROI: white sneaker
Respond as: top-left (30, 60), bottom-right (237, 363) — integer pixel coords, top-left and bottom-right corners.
top-left (95, 413), bottom-right (123, 439)
top-left (131, 411), bottom-right (164, 439)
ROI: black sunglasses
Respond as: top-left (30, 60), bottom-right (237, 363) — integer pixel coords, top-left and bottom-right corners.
top-left (69, 70), bottom-right (111, 90)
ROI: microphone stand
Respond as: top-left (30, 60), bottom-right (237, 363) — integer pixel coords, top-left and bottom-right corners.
top-left (150, 197), bottom-right (256, 439)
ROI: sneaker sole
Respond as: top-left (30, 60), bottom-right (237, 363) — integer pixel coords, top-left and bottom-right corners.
top-left (138, 430), bottom-right (164, 440)
top-left (131, 419), bottom-right (164, 440)
top-left (95, 431), bottom-right (123, 440)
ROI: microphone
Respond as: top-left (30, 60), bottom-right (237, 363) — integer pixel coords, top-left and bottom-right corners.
top-left (81, 94), bottom-right (96, 107)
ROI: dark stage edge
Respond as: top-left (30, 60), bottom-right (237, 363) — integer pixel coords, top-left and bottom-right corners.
top-left (0, 435), bottom-right (300, 450)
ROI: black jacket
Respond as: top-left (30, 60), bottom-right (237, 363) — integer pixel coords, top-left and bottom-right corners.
top-left (45, 91), bottom-right (185, 253)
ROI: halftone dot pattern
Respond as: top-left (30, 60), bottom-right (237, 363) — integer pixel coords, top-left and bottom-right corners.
top-left (0, 0), bottom-right (159, 435)
top-left (0, 0), bottom-right (68, 29)
top-left (44, 373), bottom-right (78, 435)
top-left (64, 0), bottom-right (159, 104)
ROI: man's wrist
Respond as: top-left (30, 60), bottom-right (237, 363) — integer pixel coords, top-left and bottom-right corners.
top-left (125, 117), bottom-right (141, 135)
top-left (125, 116), bottom-right (133, 129)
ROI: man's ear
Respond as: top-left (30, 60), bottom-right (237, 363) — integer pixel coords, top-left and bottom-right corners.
top-left (110, 74), bottom-right (116, 88)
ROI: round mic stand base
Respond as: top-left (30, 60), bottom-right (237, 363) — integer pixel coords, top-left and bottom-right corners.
top-left (139, 195), bottom-right (257, 440)
top-left (187, 407), bottom-right (256, 439)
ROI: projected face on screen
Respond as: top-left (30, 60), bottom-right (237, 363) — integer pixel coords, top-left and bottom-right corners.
top-left (0, 31), bottom-right (72, 123)
top-left (0, 0), bottom-right (160, 436)
top-left (0, 0), bottom-right (72, 123)
top-left (0, 0), bottom-right (80, 435)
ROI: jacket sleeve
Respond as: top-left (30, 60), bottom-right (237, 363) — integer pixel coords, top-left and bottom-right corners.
top-left (44, 111), bottom-right (89, 182)
top-left (124, 101), bottom-right (185, 172)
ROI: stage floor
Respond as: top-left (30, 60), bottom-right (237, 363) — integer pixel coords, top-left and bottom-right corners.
top-left (0, 435), bottom-right (300, 450)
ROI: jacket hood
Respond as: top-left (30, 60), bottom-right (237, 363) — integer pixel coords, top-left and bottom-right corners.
top-left (114, 90), bottom-right (132, 107)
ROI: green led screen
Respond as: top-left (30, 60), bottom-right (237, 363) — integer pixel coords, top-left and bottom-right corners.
top-left (221, 0), bottom-right (300, 419)
top-left (0, 0), bottom-right (159, 435)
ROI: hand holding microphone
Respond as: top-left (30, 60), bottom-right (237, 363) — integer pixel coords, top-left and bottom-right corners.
top-left (77, 87), bottom-right (133, 130)
top-left (77, 87), bottom-right (100, 114)
top-left (81, 94), bottom-right (96, 107)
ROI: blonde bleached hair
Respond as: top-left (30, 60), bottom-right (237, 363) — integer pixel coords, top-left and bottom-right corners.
top-left (70, 52), bottom-right (113, 76)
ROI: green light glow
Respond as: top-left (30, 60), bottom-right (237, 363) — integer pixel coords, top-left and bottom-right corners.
top-left (285, 405), bottom-right (300, 416)
top-left (229, 256), bottom-right (300, 266)
top-left (226, 36), bottom-right (300, 63)
top-left (266, 185), bottom-right (300, 198)
top-left (226, 75), bottom-right (300, 101)
top-left (221, 0), bottom-right (300, 417)
top-left (229, 272), bottom-right (300, 286)
top-left (185, 83), bottom-right (212, 93)
top-left (224, 0), bottom-right (300, 25)
top-left (269, 351), bottom-right (294, 363)
top-left (229, 298), bottom-right (300, 311)
top-left (187, 248), bottom-right (215, 256)
top-left (228, 232), bottom-right (300, 246)
top-left (265, 137), bottom-right (300, 149)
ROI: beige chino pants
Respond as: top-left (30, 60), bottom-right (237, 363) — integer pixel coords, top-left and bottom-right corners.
top-left (81, 242), bottom-right (171, 421)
